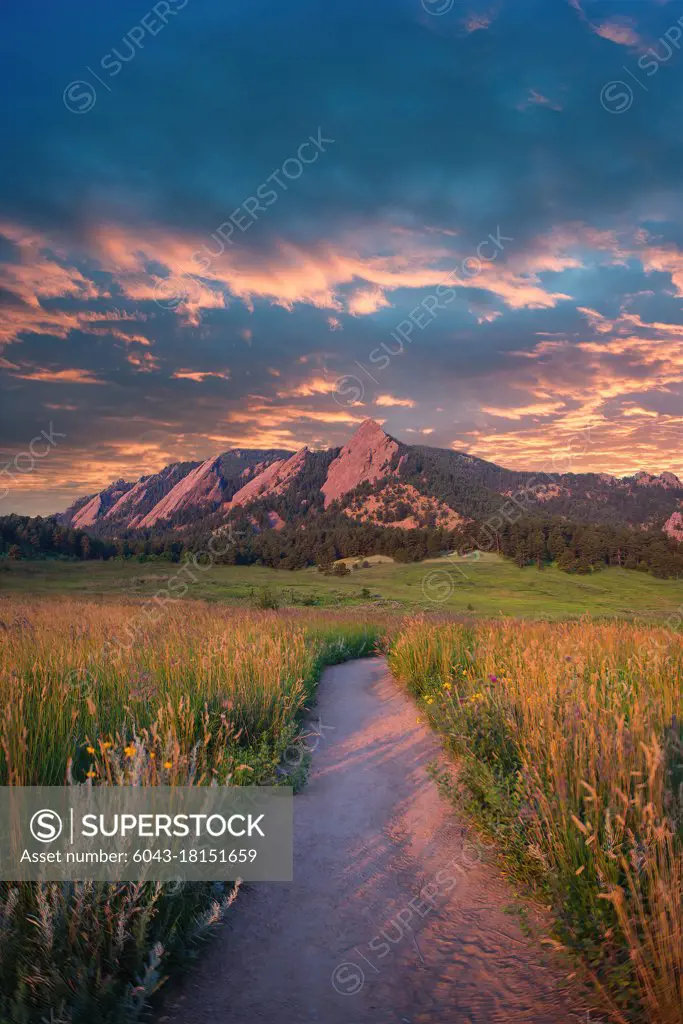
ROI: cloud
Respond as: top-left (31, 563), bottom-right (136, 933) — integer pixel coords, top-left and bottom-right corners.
top-left (480, 400), bottom-right (567, 420)
top-left (172, 368), bottom-right (231, 382)
top-left (126, 350), bottom-right (159, 373)
top-left (5, 0), bottom-right (683, 512)
top-left (592, 18), bottom-right (640, 47)
top-left (277, 376), bottom-right (340, 398)
top-left (518, 90), bottom-right (563, 113)
top-left (9, 367), bottom-right (107, 384)
top-left (375, 394), bottom-right (415, 408)
top-left (464, 13), bottom-right (493, 33)
top-left (347, 286), bottom-right (390, 316)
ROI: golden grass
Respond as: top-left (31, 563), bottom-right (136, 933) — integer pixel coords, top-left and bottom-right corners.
top-left (388, 617), bottom-right (683, 1023)
top-left (0, 596), bottom-right (383, 1023)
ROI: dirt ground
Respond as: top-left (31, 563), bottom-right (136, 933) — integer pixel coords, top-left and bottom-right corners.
top-left (161, 657), bottom-right (596, 1024)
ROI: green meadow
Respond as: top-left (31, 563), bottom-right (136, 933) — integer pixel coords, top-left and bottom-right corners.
top-left (3, 552), bottom-right (683, 621)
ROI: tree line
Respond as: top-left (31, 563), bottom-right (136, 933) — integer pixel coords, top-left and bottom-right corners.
top-left (2, 511), bottom-right (682, 578)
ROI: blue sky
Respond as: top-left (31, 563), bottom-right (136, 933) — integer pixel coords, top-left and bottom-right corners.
top-left (2, 0), bottom-right (683, 513)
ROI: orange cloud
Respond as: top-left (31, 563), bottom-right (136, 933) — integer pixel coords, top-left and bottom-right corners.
top-left (480, 400), bottom-right (567, 421)
top-left (463, 311), bottom-right (683, 476)
top-left (172, 369), bottom-right (231, 382)
top-left (85, 219), bottom-right (586, 320)
top-left (0, 215), bottom-right (639, 352)
top-left (0, 222), bottom-right (156, 348)
top-left (277, 376), bottom-right (340, 398)
top-left (375, 394), bottom-right (415, 408)
top-left (225, 403), bottom-right (366, 428)
top-left (11, 367), bottom-right (107, 385)
top-left (126, 351), bottom-right (159, 373)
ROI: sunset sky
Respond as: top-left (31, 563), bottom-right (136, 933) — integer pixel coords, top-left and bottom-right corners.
top-left (3, 0), bottom-right (683, 515)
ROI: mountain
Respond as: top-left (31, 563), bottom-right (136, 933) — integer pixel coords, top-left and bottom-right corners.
top-left (321, 418), bottom-right (402, 507)
top-left (59, 419), bottom-right (683, 537)
top-left (61, 450), bottom-right (291, 534)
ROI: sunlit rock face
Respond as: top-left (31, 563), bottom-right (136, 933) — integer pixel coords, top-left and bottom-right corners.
top-left (321, 419), bottom-right (399, 509)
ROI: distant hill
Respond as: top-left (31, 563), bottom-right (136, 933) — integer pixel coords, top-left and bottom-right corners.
top-left (59, 418), bottom-right (683, 537)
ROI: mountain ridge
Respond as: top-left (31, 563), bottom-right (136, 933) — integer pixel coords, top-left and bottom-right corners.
top-left (59, 419), bottom-right (683, 536)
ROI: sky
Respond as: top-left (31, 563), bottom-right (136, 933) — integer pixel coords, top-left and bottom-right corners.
top-left (2, 0), bottom-right (683, 515)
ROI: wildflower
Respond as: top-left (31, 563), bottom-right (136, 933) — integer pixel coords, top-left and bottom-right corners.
top-left (124, 745), bottom-right (136, 758)
top-left (86, 770), bottom-right (96, 779)
top-left (488, 674), bottom-right (498, 683)
top-left (101, 741), bottom-right (112, 750)
top-left (86, 746), bottom-right (95, 755)
top-left (149, 752), bottom-right (156, 759)
top-left (425, 696), bottom-right (434, 705)
top-left (164, 761), bottom-right (172, 769)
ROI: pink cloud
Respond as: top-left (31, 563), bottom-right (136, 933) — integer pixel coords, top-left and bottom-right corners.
top-left (592, 18), bottom-right (640, 47)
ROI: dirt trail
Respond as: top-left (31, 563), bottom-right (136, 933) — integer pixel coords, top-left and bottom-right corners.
top-left (163, 658), bottom-right (589, 1024)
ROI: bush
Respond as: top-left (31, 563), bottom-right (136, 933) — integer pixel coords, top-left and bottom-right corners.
top-left (253, 586), bottom-right (279, 610)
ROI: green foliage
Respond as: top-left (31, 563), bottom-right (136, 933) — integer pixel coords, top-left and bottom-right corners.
top-left (253, 586), bottom-right (280, 610)
top-left (491, 514), bottom-right (683, 578)
top-left (4, 552), bottom-right (683, 621)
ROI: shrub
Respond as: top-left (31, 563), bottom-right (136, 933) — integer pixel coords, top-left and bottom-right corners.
top-left (254, 586), bottom-right (279, 610)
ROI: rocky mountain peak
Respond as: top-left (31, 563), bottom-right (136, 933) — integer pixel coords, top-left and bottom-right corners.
top-left (321, 418), bottom-right (399, 508)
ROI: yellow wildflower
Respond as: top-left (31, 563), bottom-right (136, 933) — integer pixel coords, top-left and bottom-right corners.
top-left (164, 761), bottom-right (172, 769)
top-left (124, 745), bottom-right (136, 758)
top-left (86, 770), bottom-right (96, 779)
top-left (86, 746), bottom-right (95, 755)
top-left (149, 752), bottom-right (156, 759)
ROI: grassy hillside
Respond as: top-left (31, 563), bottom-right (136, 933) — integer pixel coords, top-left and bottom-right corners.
top-left (3, 552), bottom-right (683, 621)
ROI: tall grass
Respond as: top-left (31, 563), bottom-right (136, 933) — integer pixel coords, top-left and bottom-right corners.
top-left (388, 617), bottom-right (683, 1024)
top-left (0, 597), bottom-right (382, 1023)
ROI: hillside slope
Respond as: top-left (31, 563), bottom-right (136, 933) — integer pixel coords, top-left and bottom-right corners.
top-left (59, 419), bottom-right (683, 537)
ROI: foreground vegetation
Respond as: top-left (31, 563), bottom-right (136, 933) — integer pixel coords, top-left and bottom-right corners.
top-left (0, 598), bottom-right (382, 1023)
top-left (389, 618), bottom-right (683, 1024)
top-left (2, 591), bottom-right (681, 1023)
top-left (4, 551), bottom-right (683, 621)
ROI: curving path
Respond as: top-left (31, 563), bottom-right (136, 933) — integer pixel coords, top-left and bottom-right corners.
top-left (162, 658), bottom-right (593, 1024)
